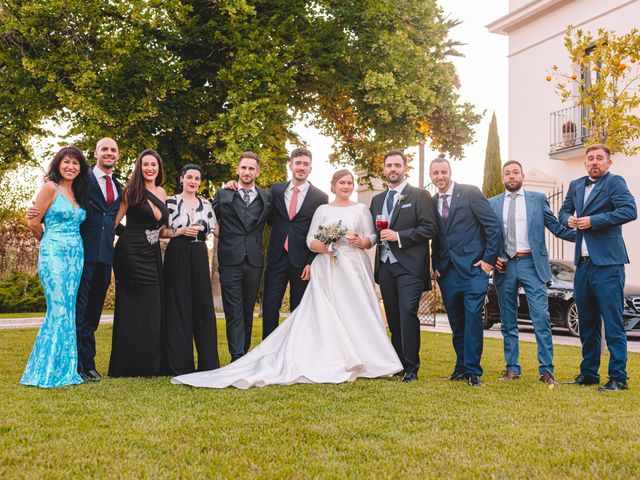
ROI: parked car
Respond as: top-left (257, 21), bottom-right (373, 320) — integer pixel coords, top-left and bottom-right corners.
top-left (483, 260), bottom-right (640, 337)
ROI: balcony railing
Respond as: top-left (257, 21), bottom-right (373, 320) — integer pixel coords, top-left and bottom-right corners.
top-left (549, 105), bottom-right (587, 153)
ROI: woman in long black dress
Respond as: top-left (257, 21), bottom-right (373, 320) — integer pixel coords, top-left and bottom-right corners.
top-left (109, 149), bottom-right (168, 377)
top-left (163, 164), bottom-right (219, 375)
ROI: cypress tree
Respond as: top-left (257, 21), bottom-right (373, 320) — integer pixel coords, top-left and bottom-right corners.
top-left (482, 112), bottom-right (504, 198)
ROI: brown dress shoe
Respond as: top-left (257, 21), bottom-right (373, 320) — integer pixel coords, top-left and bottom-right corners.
top-left (539, 372), bottom-right (558, 385)
top-left (499, 370), bottom-right (521, 380)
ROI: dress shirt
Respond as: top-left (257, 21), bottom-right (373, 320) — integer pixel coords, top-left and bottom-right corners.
top-left (383, 180), bottom-right (409, 249)
top-left (502, 188), bottom-right (531, 253)
top-left (93, 166), bottom-right (119, 203)
top-left (284, 181), bottom-right (309, 215)
top-left (239, 185), bottom-right (257, 205)
top-left (581, 178), bottom-right (597, 256)
top-left (437, 181), bottom-right (455, 216)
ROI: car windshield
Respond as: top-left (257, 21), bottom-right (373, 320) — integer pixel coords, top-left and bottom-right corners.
top-left (551, 262), bottom-right (575, 282)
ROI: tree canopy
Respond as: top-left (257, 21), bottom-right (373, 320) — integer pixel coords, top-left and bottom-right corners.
top-left (0, 0), bottom-right (480, 189)
top-left (548, 26), bottom-right (640, 157)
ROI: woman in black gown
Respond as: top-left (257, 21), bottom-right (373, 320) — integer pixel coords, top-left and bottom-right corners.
top-left (109, 149), bottom-right (168, 377)
top-left (163, 164), bottom-right (219, 375)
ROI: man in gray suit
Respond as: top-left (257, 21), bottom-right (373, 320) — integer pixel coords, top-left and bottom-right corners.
top-left (489, 160), bottom-right (575, 384)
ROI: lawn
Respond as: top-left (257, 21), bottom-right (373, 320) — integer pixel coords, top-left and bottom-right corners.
top-left (1, 322), bottom-right (639, 479)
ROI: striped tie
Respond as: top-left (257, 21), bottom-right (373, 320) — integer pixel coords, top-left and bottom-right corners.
top-left (505, 193), bottom-right (517, 258)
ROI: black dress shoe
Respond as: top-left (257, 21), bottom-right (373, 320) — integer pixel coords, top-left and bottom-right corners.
top-left (467, 375), bottom-right (484, 387)
top-left (563, 374), bottom-right (599, 386)
top-left (597, 379), bottom-right (628, 392)
top-left (393, 370), bottom-right (406, 378)
top-left (80, 373), bottom-right (99, 383)
top-left (402, 372), bottom-right (418, 383)
top-left (447, 370), bottom-right (467, 381)
top-left (86, 369), bottom-right (102, 379)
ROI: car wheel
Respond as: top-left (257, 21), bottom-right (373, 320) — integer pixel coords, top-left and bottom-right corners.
top-left (564, 300), bottom-right (580, 337)
top-left (482, 297), bottom-right (495, 330)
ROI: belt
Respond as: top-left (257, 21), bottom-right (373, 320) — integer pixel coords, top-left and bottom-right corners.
top-left (579, 255), bottom-right (591, 263)
top-left (509, 252), bottom-right (531, 259)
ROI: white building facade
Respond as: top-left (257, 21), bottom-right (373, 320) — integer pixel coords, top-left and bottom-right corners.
top-left (488, 0), bottom-right (640, 284)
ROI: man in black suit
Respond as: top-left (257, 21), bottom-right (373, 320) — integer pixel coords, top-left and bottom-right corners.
top-left (28, 137), bottom-right (122, 382)
top-left (370, 150), bottom-right (438, 383)
top-left (262, 148), bottom-right (329, 338)
top-left (213, 152), bottom-right (271, 361)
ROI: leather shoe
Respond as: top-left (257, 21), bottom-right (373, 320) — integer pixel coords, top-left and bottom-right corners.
top-left (499, 369), bottom-right (521, 381)
top-left (393, 370), bottom-right (406, 378)
top-left (86, 369), bottom-right (102, 380)
top-left (467, 375), bottom-right (484, 387)
top-left (447, 370), bottom-right (467, 381)
top-left (402, 372), bottom-right (418, 383)
top-left (597, 379), bottom-right (628, 392)
top-left (539, 372), bottom-right (558, 385)
top-left (563, 374), bottom-right (599, 386)
top-left (80, 373), bottom-right (98, 383)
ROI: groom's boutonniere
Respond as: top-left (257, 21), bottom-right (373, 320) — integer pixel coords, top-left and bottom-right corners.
top-left (396, 194), bottom-right (407, 205)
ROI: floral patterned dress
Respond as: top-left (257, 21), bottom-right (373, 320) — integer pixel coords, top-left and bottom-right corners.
top-left (21, 192), bottom-right (86, 388)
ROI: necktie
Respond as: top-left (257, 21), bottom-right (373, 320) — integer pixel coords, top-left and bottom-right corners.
top-left (284, 186), bottom-right (299, 251)
top-left (505, 193), bottom-right (517, 258)
top-left (241, 188), bottom-right (251, 206)
top-left (585, 178), bottom-right (597, 187)
top-left (441, 194), bottom-right (449, 224)
top-left (386, 190), bottom-right (397, 215)
top-left (104, 175), bottom-right (114, 206)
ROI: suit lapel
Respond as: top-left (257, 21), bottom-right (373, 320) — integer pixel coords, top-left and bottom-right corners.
top-left (90, 172), bottom-right (107, 209)
top-left (524, 190), bottom-right (534, 230)
top-left (575, 180), bottom-right (586, 217)
top-left (389, 186), bottom-right (409, 228)
top-left (446, 185), bottom-right (461, 231)
top-left (252, 188), bottom-right (270, 229)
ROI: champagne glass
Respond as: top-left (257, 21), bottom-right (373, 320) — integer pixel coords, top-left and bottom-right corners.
top-left (375, 214), bottom-right (389, 246)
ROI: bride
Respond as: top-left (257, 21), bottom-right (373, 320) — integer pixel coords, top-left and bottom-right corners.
top-left (172, 169), bottom-right (402, 389)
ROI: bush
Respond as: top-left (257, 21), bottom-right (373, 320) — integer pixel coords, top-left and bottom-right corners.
top-left (0, 272), bottom-right (46, 313)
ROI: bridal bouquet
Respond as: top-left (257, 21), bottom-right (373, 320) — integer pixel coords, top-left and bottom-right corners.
top-left (314, 220), bottom-right (347, 264)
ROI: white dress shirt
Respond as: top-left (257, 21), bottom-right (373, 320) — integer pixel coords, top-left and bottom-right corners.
top-left (437, 181), bottom-right (455, 216)
top-left (502, 188), bottom-right (531, 253)
top-left (93, 166), bottom-right (119, 202)
top-left (238, 185), bottom-right (257, 204)
top-left (581, 179), bottom-right (597, 256)
top-left (284, 181), bottom-right (309, 215)
top-left (383, 180), bottom-right (409, 249)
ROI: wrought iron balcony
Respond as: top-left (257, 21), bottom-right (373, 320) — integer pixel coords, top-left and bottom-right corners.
top-left (549, 105), bottom-right (587, 155)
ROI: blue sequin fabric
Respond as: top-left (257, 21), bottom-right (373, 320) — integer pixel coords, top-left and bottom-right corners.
top-left (21, 192), bottom-right (86, 388)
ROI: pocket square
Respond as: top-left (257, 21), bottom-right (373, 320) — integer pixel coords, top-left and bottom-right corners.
top-left (401, 203), bottom-right (412, 209)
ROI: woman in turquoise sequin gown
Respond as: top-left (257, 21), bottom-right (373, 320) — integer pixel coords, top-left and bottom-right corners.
top-left (22, 146), bottom-right (91, 388)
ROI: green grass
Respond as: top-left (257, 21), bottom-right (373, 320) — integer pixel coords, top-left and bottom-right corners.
top-left (1, 322), bottom-right (639, 479)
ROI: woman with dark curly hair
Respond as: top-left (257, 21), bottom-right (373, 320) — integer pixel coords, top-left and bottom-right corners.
top-left (22, 145), bottom-right (90, 388)
top-left (108, 149), bottom-right (169, 377)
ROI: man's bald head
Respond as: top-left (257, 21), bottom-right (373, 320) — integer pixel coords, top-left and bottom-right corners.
top-left (94, 137), bottom-right (119, 173)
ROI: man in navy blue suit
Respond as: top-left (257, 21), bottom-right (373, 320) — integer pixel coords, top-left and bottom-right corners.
top-left (559, 144), bottom-right (637, 391)
top-left (430, 155), bottom-right (501, 386)
top-left (489, 160), bottom-right (575, 385)
top-left (28, 137), bottom-right (122, 381)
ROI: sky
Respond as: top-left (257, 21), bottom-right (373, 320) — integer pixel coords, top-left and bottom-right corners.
top-left (297, 0), bottom-right (509, 196)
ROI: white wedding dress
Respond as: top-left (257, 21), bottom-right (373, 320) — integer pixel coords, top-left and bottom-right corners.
top-left (171, 203), bottom-right (402, 389)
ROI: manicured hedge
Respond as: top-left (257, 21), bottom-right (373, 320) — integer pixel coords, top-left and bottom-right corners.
top-left (0, 272), bottom-right (46, 313)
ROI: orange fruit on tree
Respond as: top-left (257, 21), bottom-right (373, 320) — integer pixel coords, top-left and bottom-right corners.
top-left (593, 65), bottom-right (600, 71)
top-left (546, 75), bottom-right (552, 81)
top-left (620, 63), bottom-right (626, 70)
top-left (571, 74), bottom-right (577, 80)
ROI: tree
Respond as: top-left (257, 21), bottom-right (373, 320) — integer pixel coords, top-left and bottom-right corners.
top-left (0, 0), bottom-right (480, 188)
top-left (548, 26), bottom-right (640, 157)
top-left (482, 112), bottom-right (503, 198)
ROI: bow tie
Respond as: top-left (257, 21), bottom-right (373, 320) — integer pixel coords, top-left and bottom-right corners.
top-left (585, 178), bottom-right (597, 187)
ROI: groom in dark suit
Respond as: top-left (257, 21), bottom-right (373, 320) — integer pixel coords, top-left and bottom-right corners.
top-left (559, 144), bottom-right (637, 391)
top-left (370, 150), bottom-right (438, 383)
top-left (28, 137), bottom-right (121, 381)
top-left (430, 155), bottom-right (501, 387)
top-left (262, 148), bottom-right (329, 338)
top-left (213, 152), bottom-right (271, 361)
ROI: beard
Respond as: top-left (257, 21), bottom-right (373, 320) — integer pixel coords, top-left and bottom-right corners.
top-left (505, 181), bottom-right (523, 192)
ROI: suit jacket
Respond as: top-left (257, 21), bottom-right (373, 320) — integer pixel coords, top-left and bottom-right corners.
top-left (80, 170), bottom-right (122, 265)
top-left (431, 183), bottom-right (502, 279)
top-left (213, 187), bottom-right (271, 268)
top-left (489, 190), bottom-right (576, 283)
top-left (370, 184), bottom-right (438, 285)
top-left (266, 181), bottom-right (329, 268)
top-left (559, 172), bottom-right (637, 266)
